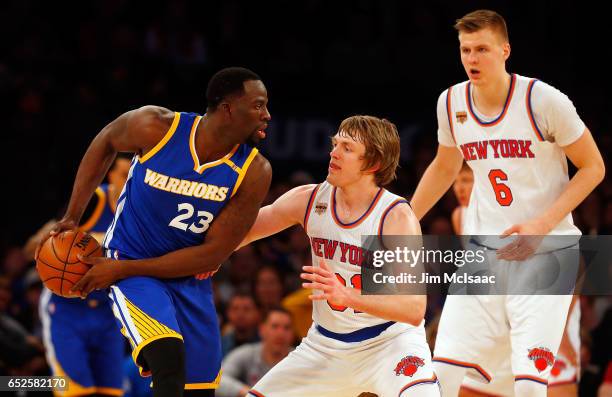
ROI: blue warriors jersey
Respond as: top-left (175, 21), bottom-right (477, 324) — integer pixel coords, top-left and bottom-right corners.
top-left (103, 112), bottom-right (258, 262)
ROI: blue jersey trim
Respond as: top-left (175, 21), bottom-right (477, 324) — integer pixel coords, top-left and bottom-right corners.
top-left (315, 321), bottom-right (395, 342)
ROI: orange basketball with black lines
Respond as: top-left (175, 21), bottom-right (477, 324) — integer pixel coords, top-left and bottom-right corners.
top-left (36, 230), bottom-right (102, 297)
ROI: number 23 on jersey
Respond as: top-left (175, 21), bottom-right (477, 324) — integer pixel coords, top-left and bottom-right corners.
top-left (169, 202), bottom-right (215, 233)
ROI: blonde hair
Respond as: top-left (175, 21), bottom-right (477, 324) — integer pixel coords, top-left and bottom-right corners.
top-left (454, 10), bottom-right (509, 42)
top-left (337, 115), bottom-right (400, 187)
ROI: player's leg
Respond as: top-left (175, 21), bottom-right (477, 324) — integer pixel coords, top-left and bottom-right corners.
top-left (433, 295), bottom-right (504, 396)
top-left (460, 347), bottom-right (515, 397)
top-left (508, 247), bottom-right (578, 397)
top-left (434, 362), bottom-right (468, 396)
top-left (109, 277), bottom-right (185, 397)
top-left (140, 337), bottom-right (186, 397)
top-left (40, 290), bottom-right (97, 396)
top-left (459, 385), bottom-right (503, 397)
top-left (366, 326), bottom-right (440, 397)
top-left (547, 384), bottom-right (578, 397)
top-left (547, 353), bottom-right (579, 397)
top-left (508, 294), bottom-right (572, 397)
top-left (460, 360), bottom-right (515, 397)
top-left (170, 278), bottom-right (222, 393)
top-left (89, 303), bottom-right (127, 397)
top-left (249, 326), bottom-right (362, 397)
top-left (548, 302), bottom-right (580, 397)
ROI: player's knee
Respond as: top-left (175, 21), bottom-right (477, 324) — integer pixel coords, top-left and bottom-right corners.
top-left (433, 362), bottom-right (466, 396)
top-left (514, 379), bottom-right (547, 397)
top-left (140, 337), bottom-right (186, 396)
top-left (400, 383), bottom-right (442, 397)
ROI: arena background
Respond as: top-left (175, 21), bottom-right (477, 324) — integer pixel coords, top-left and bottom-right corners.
top-left (1, 0), bottom-right (610, 395)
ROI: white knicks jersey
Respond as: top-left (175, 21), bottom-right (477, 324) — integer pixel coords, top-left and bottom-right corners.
top-left (439, 74), bottom-right (585, 237)
top-left (304, 181), bottom-right (412, 334)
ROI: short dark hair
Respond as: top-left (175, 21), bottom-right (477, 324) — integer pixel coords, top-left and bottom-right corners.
top-left (454, 10), bottom-right (509, 42)
top-left (262, 306), bottom-right (292, 323)
top-left (206, 67), bottom-right (261, 112)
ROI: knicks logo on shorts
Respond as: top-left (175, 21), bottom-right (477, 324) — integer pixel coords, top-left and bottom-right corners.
top-left (528, 347), bottom-right (555, 372)
top-left (394, 355), bottom-right (425, 377)
top-left (551, 359), bottom-right (567, 377)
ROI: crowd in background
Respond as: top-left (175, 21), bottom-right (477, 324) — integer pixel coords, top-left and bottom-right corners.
top-left (2, 0), bottom-right (611, 395)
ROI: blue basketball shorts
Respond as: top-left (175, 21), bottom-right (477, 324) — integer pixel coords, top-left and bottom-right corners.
top-left (40, 289), bottom-right (125, 396)
top-left (109, 276), bottom-right (221, 390)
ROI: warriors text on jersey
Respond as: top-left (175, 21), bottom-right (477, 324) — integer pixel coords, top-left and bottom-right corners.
top-left (437, 74), bottom-right (585, 236)
top-left (103, 112), bottom-right (258, 261)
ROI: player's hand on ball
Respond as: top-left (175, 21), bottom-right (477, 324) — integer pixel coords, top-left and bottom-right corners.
top-left (497, 219), bottom-right (550, 261)
top-left (34, 217), bottom-right (79, 261)
top-left (70, 255), bottom-right (123, 297)
top-left (301, 259), bottom-right (351, 308)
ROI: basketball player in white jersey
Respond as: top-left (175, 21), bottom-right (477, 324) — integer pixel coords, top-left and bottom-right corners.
top-left (410, 9), bottom-right (604, 397)
top-left (240, 115), bottom-right (440, 396)
top-left (451, 168), bottom-right (582, 397)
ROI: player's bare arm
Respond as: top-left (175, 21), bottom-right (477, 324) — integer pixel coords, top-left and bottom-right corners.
top-left (40, 106), bottom-right (173, 240)
top-left (498, 129), bottom-right (605, 260)
top-left (72, 154), bottom-right (272, 295)
top-left (239, 184), bottom-right (317, 248)
top-left (410, 144), bottom-right (464, 220)
top-left (302, 203), bottom-right (426, 327)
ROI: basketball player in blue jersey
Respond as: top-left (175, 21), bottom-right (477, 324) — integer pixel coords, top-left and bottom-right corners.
top-left (39, 67), bottom-right (272, 397)
top-left (28, 157), bottom-right (130, 397)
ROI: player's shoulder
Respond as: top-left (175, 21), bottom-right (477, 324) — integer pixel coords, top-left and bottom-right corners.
top-left (129, 105), bottom-right (175, 132)
top-left (380, 198), bottom-right (420, 235)
top-left (438, 80), bottom-right (470, 102)
top-left (521, 76), bottom-right (567, 99)
top-left (523, 77), bottom-right (575, 113)
top-left (288, 183), bottom-right (319, 201)
top-left (249, 151), bottom-right (272, 174)
top-left (384, 199), bottom-right (414, 223)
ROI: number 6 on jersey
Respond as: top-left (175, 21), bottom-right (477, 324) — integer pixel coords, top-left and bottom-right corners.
top-left (488, 169), bottom-right (513, 206)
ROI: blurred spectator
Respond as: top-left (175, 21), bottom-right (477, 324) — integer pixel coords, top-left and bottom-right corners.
top-left (253, 266), bottom-right (284, 315)
top-left (222, 293), bottom-right (261, 357)
top-left (0, 276), bottom-right (46, 375)
top-left (282, 288), bottom-right (312, 339)
top-left (13, 268), bottom-right (43, 337)
top-left (218, 307), bottom-right (294, 397)
top-left (227, 246), bottom-right (261, 292)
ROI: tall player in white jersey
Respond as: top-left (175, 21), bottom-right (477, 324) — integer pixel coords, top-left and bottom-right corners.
top-left (410, 9), bottom-right (605, 397)
top-left (451, 162), bottom-right (583, 397)
top-left (240, 115), bottom-right (440, 397)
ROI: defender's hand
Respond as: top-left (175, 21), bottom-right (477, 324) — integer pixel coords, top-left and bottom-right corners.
top-left (301, 259), bottom-right (352, 308)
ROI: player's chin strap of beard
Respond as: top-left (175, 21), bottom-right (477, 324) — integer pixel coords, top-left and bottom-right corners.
top-left (139, 338), bottom-right (215, 397)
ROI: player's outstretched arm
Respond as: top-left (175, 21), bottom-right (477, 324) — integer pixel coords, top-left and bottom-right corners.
top-left (238, 184), bottom-right (317, 249)
top-left (41, 106), bottom-right (172, 238)
top-left (302, 203), bottom-right (426, 326)
top-left (410, 144), bottom-right (463, 220)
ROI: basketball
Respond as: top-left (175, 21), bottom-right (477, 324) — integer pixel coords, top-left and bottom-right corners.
top-left (36, 230), bottom-right (102, 297)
